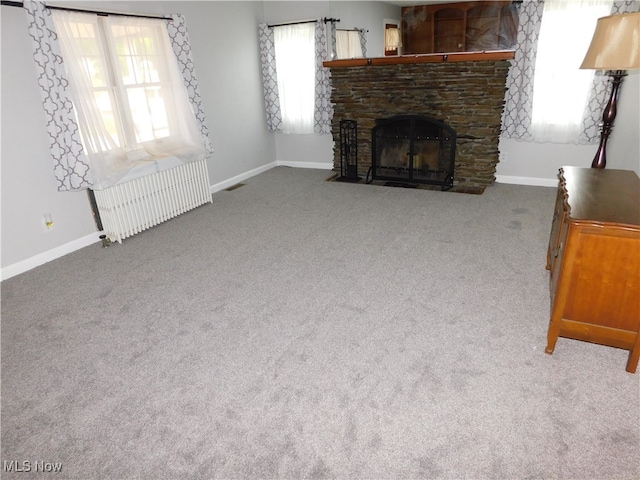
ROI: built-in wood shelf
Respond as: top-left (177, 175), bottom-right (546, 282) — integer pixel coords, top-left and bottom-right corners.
top-left (323, 50), bottom-right (515, 68)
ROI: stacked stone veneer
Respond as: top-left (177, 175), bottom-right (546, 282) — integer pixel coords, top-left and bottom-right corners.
top-left (329, 60), bottom-right (510, 193)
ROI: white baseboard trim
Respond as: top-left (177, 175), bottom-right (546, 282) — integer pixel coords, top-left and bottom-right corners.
top-left (276, 161), bottom-right (334, 170)
top-left (209, 161), bottom-right (333, 194)
top-left (495, 175), bottom-right (557, 188)
top-left (209, 161), bottom-right (277, 194)
top-left (1, 231), bottom-right (102, 282)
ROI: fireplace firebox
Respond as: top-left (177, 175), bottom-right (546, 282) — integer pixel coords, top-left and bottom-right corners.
top-left (370, 115), bottom-right (456, 190)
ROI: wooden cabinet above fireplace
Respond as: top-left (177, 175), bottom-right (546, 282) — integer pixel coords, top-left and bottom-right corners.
top-left (402, 1), bottom-right (519, 55)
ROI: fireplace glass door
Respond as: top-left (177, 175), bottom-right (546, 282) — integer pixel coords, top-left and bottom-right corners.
top-left (371, 115), bottom-right (456, 189)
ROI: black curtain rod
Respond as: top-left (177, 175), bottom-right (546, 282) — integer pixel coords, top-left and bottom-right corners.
top-left (267, 17), bottom-right (340, 28)
top-left (267, 19), bottom-right (315, 28)
top-left (0, 1), bottom-right (172, 21)
top-left (337, 28), bottom-right (368, 32)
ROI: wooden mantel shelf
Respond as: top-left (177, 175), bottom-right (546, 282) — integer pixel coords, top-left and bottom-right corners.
top-left (323, 50), bottom-right (515, 68)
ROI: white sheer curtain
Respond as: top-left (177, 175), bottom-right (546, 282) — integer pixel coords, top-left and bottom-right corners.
top-left (273, 23), bottom-right (316, 134)
top-left (385, 27), bottom-right (401, 53)
top-left (336, 30), bottom-right (363, 59)
top-left (52, 11), bottom-right (207, 189)
top-left (530, 0), bottom-right (613, 143)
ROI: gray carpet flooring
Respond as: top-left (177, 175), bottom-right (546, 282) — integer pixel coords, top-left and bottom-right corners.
top-left (2, 166), bottom-right (639, 479)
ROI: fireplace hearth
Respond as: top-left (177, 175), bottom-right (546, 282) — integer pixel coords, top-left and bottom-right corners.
top-left (370, 115), bottom-right (456, 190)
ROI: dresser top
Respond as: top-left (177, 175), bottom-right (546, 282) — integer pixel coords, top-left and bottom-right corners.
top-left (559, 167), bottom-right (640, 227)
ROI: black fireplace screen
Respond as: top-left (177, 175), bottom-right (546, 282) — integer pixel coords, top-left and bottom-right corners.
top-left (371, 115), bottom-right (456, 190)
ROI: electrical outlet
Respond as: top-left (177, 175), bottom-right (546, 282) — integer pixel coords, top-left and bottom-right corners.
top-left (43, 213), bottom-right (54, 232)
top-left (499, 151), bottom-right (508, 163)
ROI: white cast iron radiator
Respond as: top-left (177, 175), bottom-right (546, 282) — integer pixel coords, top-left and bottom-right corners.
top-left (93, 159), bottom-right (212, 243)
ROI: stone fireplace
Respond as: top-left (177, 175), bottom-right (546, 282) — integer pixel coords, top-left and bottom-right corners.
top-left (324, 52), bottom-right (513, 193)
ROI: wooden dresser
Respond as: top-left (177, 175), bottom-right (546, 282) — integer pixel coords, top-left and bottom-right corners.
top-left (545, 167), bottom-right (640, 373)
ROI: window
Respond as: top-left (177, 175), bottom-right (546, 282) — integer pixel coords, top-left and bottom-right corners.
top-left (272, 23), bottom-right (316, 134)
top-left (51, 10), bottom-right (205, 185)
top-left (530, 0), bottom-right (613, 142)
top-left (259, 21), bottom-right (331, 135)
top-left (384, 24), bottom-right (400, 56)
top-left (335, 30), bottom-right (363, 59)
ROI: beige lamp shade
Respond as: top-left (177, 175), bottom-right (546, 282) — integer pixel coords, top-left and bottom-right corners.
top-left (580, 12), bottom-right (640, 70)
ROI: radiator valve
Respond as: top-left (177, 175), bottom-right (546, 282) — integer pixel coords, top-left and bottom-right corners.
top-left (99, 234), bottom-right (112, 248)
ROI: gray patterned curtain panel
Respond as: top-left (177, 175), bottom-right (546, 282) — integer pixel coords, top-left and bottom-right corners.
top-left (167, 14), bottom-right (214, 154)
top-left (314, 20), bottom-right (333, 134)
top-left (500, 1), bottom-right (545, 142)
top-left (358, 29), bottom-right (367, 57)
top-left (258, 23), bottom-right (283, 133)
top-left (330, 22), bottom-right (338, 59)
top-left (24, 0), bottom-right (93, 191)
